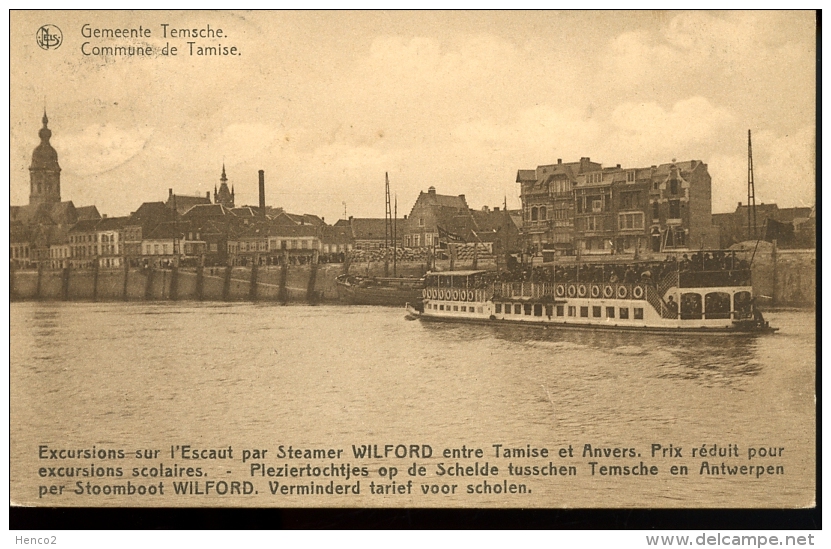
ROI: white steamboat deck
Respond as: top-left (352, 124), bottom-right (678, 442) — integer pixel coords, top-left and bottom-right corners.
top-left (410, 270), bottom-right (775, 334)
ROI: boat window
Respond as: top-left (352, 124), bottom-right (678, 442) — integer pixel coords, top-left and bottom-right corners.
top-left (545, 305), bottom-right (553, 317)
top-left (494, 304), bottom-right (501, 314)
top-left (568, 306), bottom-right (576, 317)
top-left (634, 307), bottom-right (643, 320)
top-left (439, 305), bottom-right (444, 311)
top-left (524, 304), bottom-right (532, 315)
top-left (734, 291), bottom-right (752, 317)
top-left (534, 304), bottom-right (543, 316)
top-left (606, 307), bottom-right (615, 318)
top-left (580, 306), bottom-right (588, 317)
top-left (453, 306), bottom-right (458, 311)
top-left (593, 306), bottom-right (601, 317)
top-left (461, 306), bottom-right (467, 312)
top-left (556, 305), bottom-right (564, 317)
top-left (705, 292), bottom-right (731, 319)
top-left (680, 293), bottom-right (703, 320)
top-left (504, 304), bottom-right (511, 314)
top-left (514, 304), bottom-right (522, 314)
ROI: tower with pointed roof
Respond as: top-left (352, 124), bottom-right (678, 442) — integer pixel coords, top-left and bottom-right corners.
top-left (29, 111), bottom-right (61, 207)
top-left (213, 164), bottom-right (235, 208)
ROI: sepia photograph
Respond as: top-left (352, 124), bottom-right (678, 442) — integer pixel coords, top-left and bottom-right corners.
top-left (9, 10), bottom-right (817, 521)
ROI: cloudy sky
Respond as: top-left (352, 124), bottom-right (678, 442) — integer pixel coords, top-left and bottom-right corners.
top-left (10, 11), bottom-right (816, 222)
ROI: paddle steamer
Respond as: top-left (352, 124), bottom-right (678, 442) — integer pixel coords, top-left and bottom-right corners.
top-left (406, 251), bottom-right (776, 334)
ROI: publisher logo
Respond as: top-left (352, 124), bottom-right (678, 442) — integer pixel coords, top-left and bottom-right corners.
top-left (36, 25), bottom-right (62, 50)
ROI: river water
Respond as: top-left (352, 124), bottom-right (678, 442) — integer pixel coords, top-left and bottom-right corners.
top-left (10, 302), bottom-right (815, 508)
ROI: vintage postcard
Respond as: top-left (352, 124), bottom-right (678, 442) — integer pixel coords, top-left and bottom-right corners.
top-left (9, 10), bottom-right (816, 509)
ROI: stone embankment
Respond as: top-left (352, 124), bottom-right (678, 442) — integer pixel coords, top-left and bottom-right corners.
top-left (10, 251), bottom-right (814, 308)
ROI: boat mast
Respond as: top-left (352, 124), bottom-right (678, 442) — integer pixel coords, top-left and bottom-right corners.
top-left (747, 129), bottom-right (757, 240)
top-left (394, 194), bottom-right (398, 276)
top-left (385, 172), bottom-right (391, 249)
top-left (385, 172), bottom-right (392, 276)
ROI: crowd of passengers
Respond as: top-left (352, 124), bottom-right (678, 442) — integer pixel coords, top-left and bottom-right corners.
top-left (486, 252), bottom-right (751, 287)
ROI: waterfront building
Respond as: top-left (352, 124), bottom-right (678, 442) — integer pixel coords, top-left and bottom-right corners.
top-left (47, 227), bottom-right (71, 269)
top-left (68, 219), bottom-right (102, 269)
top-left (712, 202), bottom-right (814, 248)
top-left (518, 158), bottom-right (602, 255)
top-left (123, 202), bottom-right (172, 264)
top-left (516, 158), bottom-right (718, 257)
top-left (181, 203), bottom-right (234, 265)
top-left (141, 221), bottom-right (185, 266)
top-left (95, 216), bottom-right (127, 268)
top-left (402, 186), bottom-right (469, 249)
top-left (335, 217), bottom-right (397, 250)
top-left (319, 224), bottom-right (353, 261)
top-left (267, 223), bottom-right (321, 258)
top-left (10, 224), bottom-right (32, 268)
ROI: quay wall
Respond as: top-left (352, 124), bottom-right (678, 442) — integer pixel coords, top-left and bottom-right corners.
top-left (9, 253), bottom-right (814, 307)
top-left (750, 249), bottom-right (815, 307)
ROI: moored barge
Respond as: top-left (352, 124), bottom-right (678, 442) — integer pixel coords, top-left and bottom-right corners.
top-left (406, 252), bottom-right (776, 334)
top-left (337, 273), bottom-right (424, 307)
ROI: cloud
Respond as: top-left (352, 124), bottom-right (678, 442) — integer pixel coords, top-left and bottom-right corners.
top-left (209, 123), bottom-right (280, 165)
top-left (607, 97), bottom-right (735, 160)
top-left (55, 124), bottom-right (153, 176)
top-left (706, 126), bottom-right (815, 213)
top-left (453, 97), bottom-right (734, 167)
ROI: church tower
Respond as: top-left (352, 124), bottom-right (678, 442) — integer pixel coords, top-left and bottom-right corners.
top-left (213, 164), bottom-right (235, 208)
top-left (29, 111), bottom-right (61, 207)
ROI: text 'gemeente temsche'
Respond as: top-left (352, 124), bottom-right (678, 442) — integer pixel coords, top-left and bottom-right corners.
top-left (80, 23), bottom-right (239, 57)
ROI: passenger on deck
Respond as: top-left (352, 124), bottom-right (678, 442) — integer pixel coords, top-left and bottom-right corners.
top-left (665, 295), bottom-right (678, 315)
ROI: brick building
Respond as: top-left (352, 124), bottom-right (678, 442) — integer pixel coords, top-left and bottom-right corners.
top-left (516, 158), bottom-right (718, 257)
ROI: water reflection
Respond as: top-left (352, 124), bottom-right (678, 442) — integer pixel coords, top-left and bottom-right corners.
top-left (422, 320), bottom-right (763, 389)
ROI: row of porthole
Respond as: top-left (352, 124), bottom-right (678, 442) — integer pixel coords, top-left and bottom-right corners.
top-left (554, 283), bottom-right (645, 300)
top-left (422, 288), bottom-right (486, 301)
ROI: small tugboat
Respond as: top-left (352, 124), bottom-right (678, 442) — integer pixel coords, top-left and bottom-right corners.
top-left (337, 274), bottom-right (424, 307)
top-left (406, 251), bottom-right (777, 334)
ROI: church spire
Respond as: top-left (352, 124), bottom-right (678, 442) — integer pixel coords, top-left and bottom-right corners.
top-left (214, 164), bottom-right (234, 208)
top-left (39, 110), bottom-right (52, 144)
top-left (30, 110), bottom-right (61, 207)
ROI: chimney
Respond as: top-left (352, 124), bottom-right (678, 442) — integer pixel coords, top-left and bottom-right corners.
top-left (206, 191), bottom-right (210, 200)
top-left (102, 214), bottom-right (107, 219)
top-left (258, 170), bottom-right (266, 214)
top-left (616, 164), bottom-right (621, 169)
top-left (557, 159), bottom-right (562, 164)
top-left (494, 206), bottom-right (500, 212)
top-left (428, 186), bottom-right (436, 195)
top-left (738, 201), bottom-right (742, 208)
top-left (169, 188), bottom-right (173, 199)
top-left (579, 157), bottom-right (591, 173)
top-left (458, 194), bottom-right (466, 205)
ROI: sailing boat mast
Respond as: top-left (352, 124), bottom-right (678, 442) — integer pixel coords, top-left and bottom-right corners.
top-left (747, 129), bottom-right (758, 239)
top-left (393, 194), bottom-right (397, 276)
top-left (385, 172), bottom-right (391, 250)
